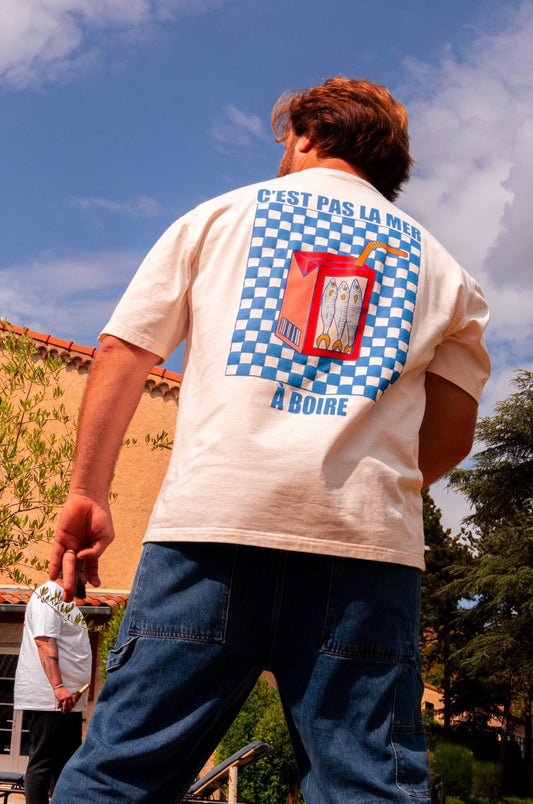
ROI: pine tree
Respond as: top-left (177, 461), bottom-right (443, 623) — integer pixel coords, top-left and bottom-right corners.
top-left (421, 491), bottom-right (470, 736)
top-left (448, 370), bottom-right (533, 795)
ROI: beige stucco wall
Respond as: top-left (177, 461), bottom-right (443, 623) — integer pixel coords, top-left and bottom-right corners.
top-left (0, 340), bottom-right (179, 593)
top-left (102, 386), bottom-right (178, 590)
top-left (422, 684), bottom-right (444, 721)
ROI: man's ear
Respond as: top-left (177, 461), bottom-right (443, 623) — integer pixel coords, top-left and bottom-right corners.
top-left (295, 135), bottom-right (314, 154)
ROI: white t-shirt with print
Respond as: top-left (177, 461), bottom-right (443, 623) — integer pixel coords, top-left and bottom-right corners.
top-left (14, 582), bottom-right (91, 712)
top-left (102, 168), bottom-right (490, 570)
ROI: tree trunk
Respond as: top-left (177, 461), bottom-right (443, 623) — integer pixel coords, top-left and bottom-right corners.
top-left (286, 774), bottom-right (301, 803)
top-left (499, 678), bottom-right (513, 793)
top-left (442, 625), bottom-right (451, 738)
top-left (524, 682), bottom-right (533, 797)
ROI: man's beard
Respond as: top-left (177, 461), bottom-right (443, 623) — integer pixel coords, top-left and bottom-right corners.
top-left (277, 139), bottom-right (295, 177)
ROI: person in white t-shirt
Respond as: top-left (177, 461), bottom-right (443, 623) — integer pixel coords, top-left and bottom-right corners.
top-left (48, 77), bottom-right (490, 804)
top-left (14, 574), bottom-right (91, 804)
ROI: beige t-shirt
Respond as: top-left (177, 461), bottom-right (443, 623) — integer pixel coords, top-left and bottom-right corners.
top-left (102, 168), bottom-right (490, 570)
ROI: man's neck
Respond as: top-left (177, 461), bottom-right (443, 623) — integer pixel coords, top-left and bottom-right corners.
top-left (297, 152), bottom-right (370, 183)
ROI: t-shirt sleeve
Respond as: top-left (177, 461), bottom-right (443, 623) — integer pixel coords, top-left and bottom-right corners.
top-left (426, 276), bottom-right (490, 402)
top-left (29, 590), bottom-right (62, 640)
top-left (99, 217), bottom-right (193, 361)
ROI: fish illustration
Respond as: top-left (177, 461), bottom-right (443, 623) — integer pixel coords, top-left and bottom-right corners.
top-left (332, 280), bottom-right (350, 351)
top-left (345, 278), bottom-right (363, 353)
top-left (316, 278), bottom-right (337, 349)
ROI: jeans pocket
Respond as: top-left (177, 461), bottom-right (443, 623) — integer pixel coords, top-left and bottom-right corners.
top-left (320, 557), bottom-right (421, 660)
top-left (126, 542), bottom-right (237, 644)
top-left (106, 636), bottom-right (138, 674)
top-left (391, 660), bottom-right (430, 798)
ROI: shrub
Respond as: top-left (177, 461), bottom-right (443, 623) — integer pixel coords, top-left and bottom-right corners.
top-left (431, 742), bottom-right (473, 798)
top-left (215, 678), bottom-right (303, 804)
top-left (471, 759), bottom-right (501, 801)
top-left (99, 606), bottom-right (126, 681)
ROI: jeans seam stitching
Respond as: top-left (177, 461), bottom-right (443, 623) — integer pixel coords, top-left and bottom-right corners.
top-left (392, 661), bottom-right (430, 798)
top-left (220, 545), bottom-right (238, 643)
top-left (266, 551), bottom-right (288, 668)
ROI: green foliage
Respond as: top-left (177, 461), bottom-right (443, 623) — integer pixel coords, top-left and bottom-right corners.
top-left (0, 324), bottom-right (76, 583)
top-left (453, 515), bottom-right (533, 684)
top-left (472, 760), bottom-right (502, 802)
top-left (421, 491), bottom-right (471, 731)
top-left (449, 368), bottom-right (533, 532)
top-left (99, 606), bottom-right (126, 681)
top-left (215, 678), bottom-right (303, 804)
top-left (444, 371), bottom-right (533, 795)
top-left (503, 798), bottom-right (533, 803)
top-left (432, 742), bottom-right (473, 798)
top-left (0, 322), bottom-right (174, 589)
top-left (423, 711), bottom-right (445, 751)
top-left (123, 430), bottom-right (173, 451)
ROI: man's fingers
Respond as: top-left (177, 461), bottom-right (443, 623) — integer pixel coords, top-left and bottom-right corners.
top-left (77, 553), bottom-right (101, 588)
top-left (49, 494), bottom-right (115, 596)
top-left (61, 549), bottom-right (80, 601)
top-left (49, 543), bottom-right (66, 581)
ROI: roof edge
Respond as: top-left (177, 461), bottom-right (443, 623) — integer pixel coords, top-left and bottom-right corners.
top-left (0, 587), bottom-right (129, 613)
top-left (1, 322), bottom-right (181, 397)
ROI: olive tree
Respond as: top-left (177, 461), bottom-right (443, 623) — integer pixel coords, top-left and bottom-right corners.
top-left (0, 324), bottom-right (76, 583)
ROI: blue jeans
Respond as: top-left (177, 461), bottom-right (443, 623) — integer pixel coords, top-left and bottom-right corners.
top-left (51, 543), bottom-right (430, 803)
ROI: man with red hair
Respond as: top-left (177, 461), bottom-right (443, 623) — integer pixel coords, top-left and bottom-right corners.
top-left (51, 77), bottom-right (489, 803)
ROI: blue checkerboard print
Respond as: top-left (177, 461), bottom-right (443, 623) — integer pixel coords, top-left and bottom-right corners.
top-left (225, 200), bottom-right (421, 401)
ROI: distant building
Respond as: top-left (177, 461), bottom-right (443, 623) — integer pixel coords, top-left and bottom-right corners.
top-left (421, 682), bottom-right (526, 755)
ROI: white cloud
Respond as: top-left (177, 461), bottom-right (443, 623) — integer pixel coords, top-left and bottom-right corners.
top-left (70, 194), bottom-right (162, 216)
top-left (210, 105), bottom-right (268, 152)
top-left (0, 0), bottom-right (226, 89)
top-left (401, 2), bottom-right (533, 278)
top-left (478, 361), bottom-right (533, 417)
top-left (397, 1), bottom-right (533, 410)
top-left (0, 250), bottom-right (141, 345)
top-left (430, 477), bottom-right (472, 537)
top-left (483, 119), bottom-right (533, 288)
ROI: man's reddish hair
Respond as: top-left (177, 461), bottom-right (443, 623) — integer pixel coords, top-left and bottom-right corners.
top-left (271, 77), bottom-right (413, 202)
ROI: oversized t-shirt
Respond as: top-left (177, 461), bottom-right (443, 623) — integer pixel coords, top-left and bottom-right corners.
top-left (102, 168), bottom-right (490, 570)
top-left (14, 582), bottom-right (91, 712)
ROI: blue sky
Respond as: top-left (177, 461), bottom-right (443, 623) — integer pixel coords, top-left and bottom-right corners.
top-left (1, 0), bottom-right (532, 533)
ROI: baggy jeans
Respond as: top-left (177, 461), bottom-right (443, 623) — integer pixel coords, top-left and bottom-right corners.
top-left (51, 542), bottom-right (431, 803)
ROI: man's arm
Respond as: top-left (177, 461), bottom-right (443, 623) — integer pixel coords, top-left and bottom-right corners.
top-left (35, 636), bottom-right (76, 713)
top-left (50, 335), bottom-right (161, 600)
top-left (418, 371), bottom-right (479, 489)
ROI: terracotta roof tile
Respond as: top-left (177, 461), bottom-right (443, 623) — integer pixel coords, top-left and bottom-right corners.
top-left (70, 343), bottom-right (96, 357)
top-left (46, 336), bottom-right (74, 350)
top-left (1, 322), bottom-right (181, 396)
top-left (0, 588), bottom-right (129, 612)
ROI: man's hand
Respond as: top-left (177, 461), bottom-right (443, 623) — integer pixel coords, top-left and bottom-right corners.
top-left (49, 493), bottom-right (115, 601)
top-left (54, 685), bottom-right (77, 714)
top-left (47, 336), bottom-right (160, 601)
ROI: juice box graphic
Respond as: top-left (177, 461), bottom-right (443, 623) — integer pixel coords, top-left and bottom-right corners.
top-left (275, 242), bottom-right (407, 360)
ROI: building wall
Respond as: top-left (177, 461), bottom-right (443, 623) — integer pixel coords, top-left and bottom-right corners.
top-left (58, 361), bottom-right (179, 591)
top-left (0, 330), bottom-right (180, 592)
top-left (0, 328), bottom-right (181, 772)
top-left (422, 683), bottom-right (444, 721)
